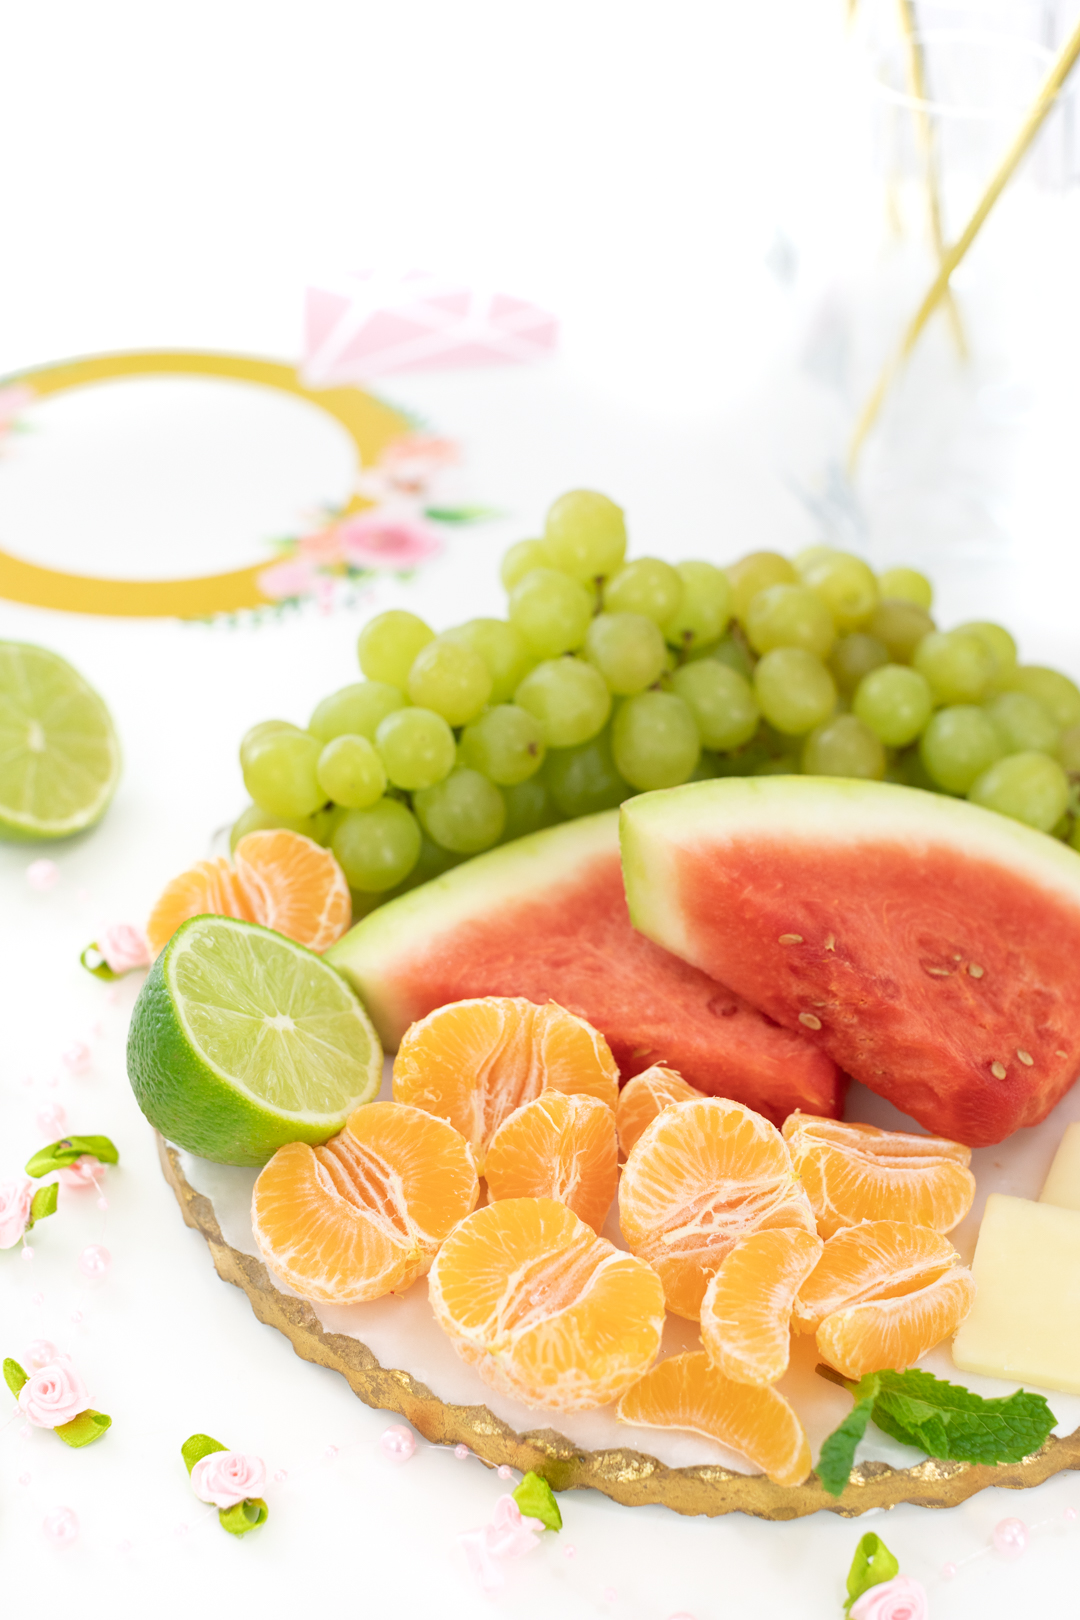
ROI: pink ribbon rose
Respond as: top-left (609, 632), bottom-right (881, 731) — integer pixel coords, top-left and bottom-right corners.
top-left (191, 1451), bottom-right (266, 1508)
top-left (0, 1180), bottom-right (33, 1249)
top-left (18, 1360), bottom-right (89, 1428)
top-left (59, 1154), bottom-right (103, 1191)
top-left (850, 1576), bottom-right (929, 1620)
top-left (98, 923), bottom-right (151, 975)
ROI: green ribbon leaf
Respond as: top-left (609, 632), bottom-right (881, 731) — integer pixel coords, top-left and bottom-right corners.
top-left (817, 1374), bottom-right (880, 1498)
top-left (218, 1497), bottom-right (268, 1536)
top-left (54, 1409), bottom-right (112, 1448)
top-left (25, 1136), bottom-right (120, 1178)
top-left (4, 1358), bottom-right (28, 1396)
top-left (27, 1182), bottom-right (59, 1228)
top-left (80, 943), bottom-right (121, 981)
top-left (512, 1470), bottom-right (562, 1531)
top-left (182, 1433), bottom-right (228, 1475)
top-left (424, 505), bottom-right (500, 524)
top-left (844, 1532), bottom-right (900, 1615)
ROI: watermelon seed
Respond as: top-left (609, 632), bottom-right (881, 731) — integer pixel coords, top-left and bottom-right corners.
top-left (824, 934), bottom-right (836, 951)
top-left (991, 1061), bottom-right (1008, 1079)
top-left (1057, 1050), bottom-right (1069, 1059)
top-left (968, 964), bottom-right (985, 979)
top-left (925, 967), bottom-right (951, 977)
top-left (1016, 1050), bottom-right (1034, 1067)
top-left (799, 1013), bottom-right (822, 1030)
top-left (778, 934), bottom-right (803, 945)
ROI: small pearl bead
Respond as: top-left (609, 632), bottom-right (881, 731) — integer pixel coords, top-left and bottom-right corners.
top-left (993, 1517), bottom-right (1029, 1559)
top-left (26, 1339), bottom-right (57, 1369)
top-left (601, 1587), bottom-right (618, 1604)
top-left (70, 1311), bottom-right (83, 1324)
top-left (174, 1522), bottom-right (190, 1537)
top-left (36, 1104), bottom-right (67, 1134)
top-left (1065, 1507), bottom-right (1078, 1523)
top-left (30, 1292), bottom-right (44, 1307)
top-left (942, 1562), bottom-right (958, 1580)
top-left (273, 1468), bottom-right (288, 1484)
top-left (27, 859), bottom-right (60, 892)
top-left (22, 1246), bottom-right (34, 1263)
top-left (564, 1545), bottom-right (577, 1559)
top-left (497, 1464), bottom-right (512, 1480)
top-left (78, 1244), bottom-right (111, 1278)
top-left (97, 1197), bottom-right (109, 1211)
top-left (323, 1444), bottom-right (339, 1460)
top-left (43, 1507), bottom-right (78, 1546)
top-left (19, 1425), bottom-right (31, 1439)
top-left (18, 1473), bottom-right (31, 1486)
top-left (62, 1042), bottom-right (91, 1074)
top-left (379, 1425), bottom-right (416, 1463)
top-left (453, 1444), bottom-right (469, 1460)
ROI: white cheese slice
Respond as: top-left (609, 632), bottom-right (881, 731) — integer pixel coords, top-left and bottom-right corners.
top-left (1039, 1121), bottom-right (1080, 1212)
top-left (952, 1193), bottom-right (1080, 1396)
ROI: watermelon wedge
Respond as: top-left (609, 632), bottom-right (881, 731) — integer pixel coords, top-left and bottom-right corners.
top-left (621, 777), bottom-right (1080, 1147)
top-left (326, 812), bottom-right (843, 1125)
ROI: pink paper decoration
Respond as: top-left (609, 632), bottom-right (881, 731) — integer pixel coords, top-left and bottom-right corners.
top-left (303, 271), bottom-right (557, 384)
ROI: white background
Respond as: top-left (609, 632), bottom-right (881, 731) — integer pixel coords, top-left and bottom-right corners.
top-left (3, 1), bottom-right (1080, 1616)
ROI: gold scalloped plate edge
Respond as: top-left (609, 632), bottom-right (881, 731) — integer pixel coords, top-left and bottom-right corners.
top-left (159, 1138), bottom-right (1080, 1519)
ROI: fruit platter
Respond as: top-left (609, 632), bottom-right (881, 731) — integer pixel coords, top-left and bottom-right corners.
top-left (9, 482), bottom-right (1080, 1549)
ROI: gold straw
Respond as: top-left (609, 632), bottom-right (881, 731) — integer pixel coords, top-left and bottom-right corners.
top-left (849, 13), bottom-right (1080, 471)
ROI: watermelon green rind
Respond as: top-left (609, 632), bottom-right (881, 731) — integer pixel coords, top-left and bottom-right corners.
top-left (620, 776), bottom-right (1080, 1147)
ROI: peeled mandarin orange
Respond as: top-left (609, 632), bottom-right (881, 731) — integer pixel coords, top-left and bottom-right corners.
top-left (392, 997), bottom-right (619, 1167)
top-left (781, 1113), bottom-right (975, 1237)
top-left (483, 1091), bottom-right (618, 1233)
top-left (618, 1098), bottom-right (815, 1320)
top-left (147, 856), bottom-right (251, 956)
top-left (700, 1227), bottom-right (823, 1386)
top-left (251, 1100), bottom-right (478, 1303)
top-left (816, 1266), bottom-right (976, 1378)
top-left (233, 829), bottom-right (351, 952)
top-left (427, 1196), bottom-right (665, 1410)
top-left (792, 1219), bottom-right (961, 1333)
top-left (615, 1065), bottom-right (704, 1156)
top-left (616, 1351), bottom-right (812, 1487)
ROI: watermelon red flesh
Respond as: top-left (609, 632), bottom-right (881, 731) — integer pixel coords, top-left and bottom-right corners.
top-left (621, 777), bottom-right (1080, 1148)
top-left (326, 811), bottom-right (843, 1127)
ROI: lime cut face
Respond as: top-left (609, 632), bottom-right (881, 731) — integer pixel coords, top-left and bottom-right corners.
top-left (0, 641), bottom-right (121, 839)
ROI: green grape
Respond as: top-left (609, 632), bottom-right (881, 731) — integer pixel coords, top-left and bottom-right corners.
top-left (309, 805), bottom-right (339, 845)
top-left (242, 729), bottom-right (326, 817)
top-left (744, 584), bottom-right (835, 659)
top-left (999, 666), bottom-right (1080, 731)
top-left (239, 719), bottom-right (302, 770)
top-left (800, 552), bottom-right (878, 631)
top-left (753, 648), bottom-right (837, 736)
top-left (670, 661), bottom-right (759, 750)
top-left (544, 727), bottom-right (630, 816)
top-left (357, 609), bottom-right (435, 686)
top-left (584, 612), bottom-right (666, 694)
top-left (793, 545), bottom-right (839, 578)
top-left (514, 658), bottom-right (611, 747)
top-left (913, 630), bottom-right (996, 705)
top-left (919, 706), bottom-right (1003, 794)
top-left (801, 714), bottom-right (885, 780)
top-left (877, 567), bottom-right (933, 610)
top-left (984, 691), bottom-right (1058, 756)
top-left (709, 634), bottom-right (756, 680)
top-left (543, 490), bottom-right (627, 582)
top-left (957, 621), bottom-right (1017, 672)
top-left (893, 744), bottom-right (941, 793)
top-left (309, 681), bottom-right (406, 743)
top-left (867, 600), bottom-right (936, 663)
top-left (500, 538), bottom-right (551, 591)
top-left (968, 751), bottom-right (1069, 834)
top-left (611, 691), bottom-right (700, 791)
top-left (727, 551), bottom-right (797, 622)
top-left (1058, 725), bottom-right (1080, 773)
top-left (441, 618), bottom-right (534, 703)
top-left (829, 633), bottom-right (890, 696)
top-left (229, 802), bottom-right (317, 854)
top-left (406, 636), bottom-right (493, 726)
top-left (603, 557), bottom-right (683, 625)
top-left (508, 567), bottom-right (594, 658)
top-left (662, 561), bottom-right (732, 652)
top-left (853, 664), bottom-right (933, 748)
top-left (414, 768), bottom-right (506, 853)
top-left (460, 704), bottom-right (546, 784)
top-left (331, 799), bottom-right (422, 892)
top-left (374, 707), bottom-right (456, 791)
top-left (689, 752), bottom-right (721, 781)
top-left (316, 734), bottom-right (387, 809)
top-left (500, 776), bottom-right (561, 842)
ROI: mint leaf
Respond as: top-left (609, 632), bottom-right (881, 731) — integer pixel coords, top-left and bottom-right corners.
top-left (181, 1433), bottom-right (227, 1474)
top-left (55, 1410), bottom-right (111, 1448)
top-left (25, 1136), bottom-right (119, 1178)
top-left (844, 1532), bottom-right (899, 1614)
top-left (512, 1471), bottom-right (562, 1530)
top-left (3, 1358), bottom-right (28, 1396)
top-left (218, 1498), bottom-right (268, 1536)
top-left (28, 1182), bottom-right (58, 1227)
top-left (870, 1368), bottom-right (1056, 1465)
top-left (817, 1375), bottom-right (880, 1497)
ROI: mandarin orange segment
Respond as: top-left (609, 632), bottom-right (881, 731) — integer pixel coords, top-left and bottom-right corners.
top-left (782, 1113), bottom-right (975, 1237)
top-left (816, 1266), bottom-right (977, 1378)
top-left (792, 1219), bottom-right (961, 1333)
top-left (251, 1101), bottom-right (478, 1303)
top-left (146, 856), bottom-right (252, 956)
top-left (700, 1227), bottom-right (823, 1386)
top-left (483, 1091), bottom-right (618, 1233)
top-left (392, 998), bottom-right (620, 1167)
top-left (616, 1351), bottom-right (812, 1487)
top-left (618, 1098), bottom-right (815, 1320)
top-left (233, 829), bottom-right (352, 953)
top-left (427, 1196), bottom-right (665, 1410)
top-left (615, 1065), bottom-right (704, 1156)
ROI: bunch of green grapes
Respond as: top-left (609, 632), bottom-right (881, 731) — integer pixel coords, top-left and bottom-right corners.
top-left (233, 489), bottom-right (1080, 917)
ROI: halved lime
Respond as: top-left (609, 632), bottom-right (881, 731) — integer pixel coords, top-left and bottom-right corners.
top-left (127, 915), bottom-right (383, 1166)
top-left (0, 641), bottom-right (121, 840)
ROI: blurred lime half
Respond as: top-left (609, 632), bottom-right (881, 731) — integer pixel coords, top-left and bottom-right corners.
top-left (0, 641), bottom-right (121, 840)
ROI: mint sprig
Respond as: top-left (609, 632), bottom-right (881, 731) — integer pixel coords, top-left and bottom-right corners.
top-left (816, 1365), bottom-right (1057, 1497)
